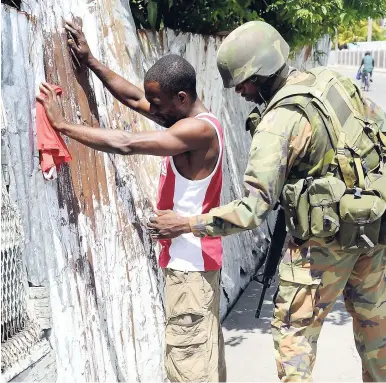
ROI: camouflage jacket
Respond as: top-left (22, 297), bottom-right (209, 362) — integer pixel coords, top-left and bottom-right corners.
top-left (189, 69), bottom-right (376, 237)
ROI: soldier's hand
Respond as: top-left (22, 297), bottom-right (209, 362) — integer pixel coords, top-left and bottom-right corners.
top-left (147, 210), bottom-right (191, 240)
top-left (64, 19), bottom-right (94, 65)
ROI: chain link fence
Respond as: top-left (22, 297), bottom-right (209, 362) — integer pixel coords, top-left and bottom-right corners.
top-left (1, 104), bottom-right (42, 375)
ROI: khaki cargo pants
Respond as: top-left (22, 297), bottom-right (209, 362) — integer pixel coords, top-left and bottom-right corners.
top-left (272, 237), bottom-right (386, 382)
top-left (163, 268), bottom-right (226, 382)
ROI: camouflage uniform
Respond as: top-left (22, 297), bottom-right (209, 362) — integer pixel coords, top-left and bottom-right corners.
top-left (190, 21), bottom-right (386, 382)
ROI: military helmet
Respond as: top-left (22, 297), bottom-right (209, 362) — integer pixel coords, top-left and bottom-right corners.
top-left (217, 21), bottom-right (290, 88)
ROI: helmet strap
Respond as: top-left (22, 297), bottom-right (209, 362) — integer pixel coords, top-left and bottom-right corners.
top-left (272, 64), bottom-right (290, 92)
top-left (258, 91), bottom-right (268, 109)
top-left (258, 64), bottom-right (290, 105)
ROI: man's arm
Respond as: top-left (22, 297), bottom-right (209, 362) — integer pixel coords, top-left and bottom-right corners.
top-left (65, 20), bottom-right (162, 125)
top-left (55, 119), bottom-right (213, 156)
top-left (149, 106), bottom-right (312, 238)
top-left (37, 83), bottom-right (213, 156)
top-left (86, 57), bottom-right (157, 121)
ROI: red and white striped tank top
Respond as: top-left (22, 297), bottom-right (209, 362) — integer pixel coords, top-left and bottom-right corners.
top-left (156, 112), bottom-right (224, 271)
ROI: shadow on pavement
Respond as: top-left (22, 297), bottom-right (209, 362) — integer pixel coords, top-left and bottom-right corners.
top-left (223, 280), bottom-right (353, 346)
top-left (223, 281), bottom-right (275, 338)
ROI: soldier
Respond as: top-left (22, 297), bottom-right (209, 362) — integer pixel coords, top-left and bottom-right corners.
top-left (149, 21), bottom-right (386, 382)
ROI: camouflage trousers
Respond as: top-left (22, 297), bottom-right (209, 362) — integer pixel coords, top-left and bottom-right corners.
top-left (271, 237), bottom-right (386, 382)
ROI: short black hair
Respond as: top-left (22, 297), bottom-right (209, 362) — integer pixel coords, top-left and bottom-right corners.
top-left (365, 51), bottom-right (371, 56)
top-left (144, 54), bottom-right (197, 100)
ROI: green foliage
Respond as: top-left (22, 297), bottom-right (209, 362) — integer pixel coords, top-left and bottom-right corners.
top-left (337, 20), bottom-right (386, 47)
top-left (129, 0), bottom-right (386, 49)
top-left (266, 0), bottom-right (344, 49)
top-left (130, 0), bottom-right (260, 34)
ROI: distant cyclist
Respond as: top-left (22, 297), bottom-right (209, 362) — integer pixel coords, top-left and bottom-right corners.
top-left (359, 51), bottom-right (374, 89)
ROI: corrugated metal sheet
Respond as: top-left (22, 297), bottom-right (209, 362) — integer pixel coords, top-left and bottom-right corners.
top-left (2, 3), bottom-right (165, 381)
top-left (1, 2), bottom-right (330, 381)
top-left (290, 34), bottom-right (331, 70)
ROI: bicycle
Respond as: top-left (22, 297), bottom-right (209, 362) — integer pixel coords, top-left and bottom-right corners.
top-left (361, 70), bottom-right (370, 91)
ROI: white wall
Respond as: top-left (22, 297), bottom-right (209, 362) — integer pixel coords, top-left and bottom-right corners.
top-left (329, 48), bottom-right (386, 68)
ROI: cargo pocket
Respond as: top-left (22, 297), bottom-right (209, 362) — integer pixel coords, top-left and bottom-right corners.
top-left (165, 313), bottom-right (208, 382)
top-left (272, 263), bottom-right (321, 329)
top-left (309, 177), bottom-right (346, 238)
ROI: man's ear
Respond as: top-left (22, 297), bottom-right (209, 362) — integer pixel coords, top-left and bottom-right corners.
top-left (177, 91), bottom-right (188, 105)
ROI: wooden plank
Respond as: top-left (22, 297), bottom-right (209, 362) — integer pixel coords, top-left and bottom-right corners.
top-left (29, 287), bottom-right (49, 299)
top-left (2, 340), bottom-right (52, 382)
top-left (9, 349), bottom-right (57, 382)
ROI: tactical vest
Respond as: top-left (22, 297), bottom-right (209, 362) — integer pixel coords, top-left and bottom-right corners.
top-left (260, 67), bottom-right (386, 250)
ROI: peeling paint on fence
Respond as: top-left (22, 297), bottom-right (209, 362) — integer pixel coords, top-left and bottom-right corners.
top-left (2, 3), bottom-right (165, 381)
top-left (1, 2), bottom-right (330, 381)
top-left (289, 34), bottom-right (331, 70)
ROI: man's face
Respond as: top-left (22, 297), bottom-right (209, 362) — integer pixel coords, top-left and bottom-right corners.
top-left (234, 77), bottom-right (266, 104)
top-left (144, 81), bottom-right (185, 127)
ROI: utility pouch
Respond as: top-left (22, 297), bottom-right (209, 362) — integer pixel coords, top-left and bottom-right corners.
top-left (379, 214), bottom-right (386, 245)
top-left (308, 177), bottom-right (346, 237)
top-left (338, 188), bottom-right (386, 249)
top-left (367, 168), bottom-right (386, 201)
top-left (282, 178), bottom-right (311, 240)
top-left (366, 168), bottom-right (386, 244)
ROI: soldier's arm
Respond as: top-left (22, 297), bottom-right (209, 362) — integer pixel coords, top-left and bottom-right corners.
top-left (191, 107), bottom-right (312, 236)
top-left (150, 106), bottom-right (312, 238)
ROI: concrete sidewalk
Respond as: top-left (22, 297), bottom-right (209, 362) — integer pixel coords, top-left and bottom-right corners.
top-left (222, 281), bottom-right (362, 382)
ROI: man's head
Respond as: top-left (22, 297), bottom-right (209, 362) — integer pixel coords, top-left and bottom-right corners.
top-left (144, 54), bottom-right (197, 126)
top-left (216, 21), bottom-right (289, 105)
top-left (365, 51), bottom-right (371, 56)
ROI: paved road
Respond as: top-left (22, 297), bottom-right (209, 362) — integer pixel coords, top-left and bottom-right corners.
top-left (222, 65), bottom-right (386, 382)
top-left (223, 282), bottom-right (361, 382)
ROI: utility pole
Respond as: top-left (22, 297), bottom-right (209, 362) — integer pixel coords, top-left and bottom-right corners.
top-left (335, 27), bottom-right (338, 51)
top-left (335, 27), bottom-right (339, 65)
top-left (367, 17), bottom-right (372, 42)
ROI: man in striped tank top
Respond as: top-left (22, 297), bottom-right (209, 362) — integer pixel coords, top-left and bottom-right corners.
top-left (37, 20), bottom-right (226, 382)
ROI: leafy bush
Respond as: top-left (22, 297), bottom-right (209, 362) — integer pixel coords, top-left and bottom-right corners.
top-left (129, 0), bottom-right (386, 49)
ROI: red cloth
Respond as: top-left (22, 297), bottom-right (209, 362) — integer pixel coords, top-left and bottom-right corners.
top-left (36, 85), bottom-right (71, 178)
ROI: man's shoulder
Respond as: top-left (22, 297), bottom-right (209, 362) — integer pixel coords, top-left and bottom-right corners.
top-left (169, 115), bottom-right (221, 147)
top-left (175, 111), bottom-right (221, 127)
top-left (194, 112), bottom-right (223, 130)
